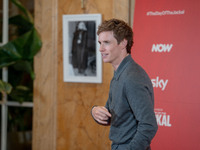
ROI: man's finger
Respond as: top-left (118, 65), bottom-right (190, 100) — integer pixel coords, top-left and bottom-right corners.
top-left (100, 107), bottom-right (112, 117)
top-left (96, 118), bottom-right (109, 125)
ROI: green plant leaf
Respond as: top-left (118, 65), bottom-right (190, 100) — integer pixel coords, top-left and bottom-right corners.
top-left (13, 60), bottom-right (35, 79)
top-left (0, 28), bottom-right (42, 68)
top-left (0, 42), bottom-right (22, 68)
top-left (9, 15), bottom-right (33, 36)
top-left (0, 80), bottom-right (13, 94)
top-left (12, 28), bottom-right (42, 59)
top-left (21, 28), bottom-right (42, 59)
top-left (9, 85), bottom-right (32, 103)
top-left (11, 0), bottom-right (33, 23)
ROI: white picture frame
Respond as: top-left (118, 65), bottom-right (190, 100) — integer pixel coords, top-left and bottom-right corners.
top-left (62, 14), bottom-right (102, 83)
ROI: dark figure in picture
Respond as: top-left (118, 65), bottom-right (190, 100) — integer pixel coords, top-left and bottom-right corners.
top-left (71, 21), bottom-right (88, 74)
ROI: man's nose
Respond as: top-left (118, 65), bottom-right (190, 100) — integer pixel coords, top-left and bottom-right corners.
top-left (99, 44), bottom-right (105, 52)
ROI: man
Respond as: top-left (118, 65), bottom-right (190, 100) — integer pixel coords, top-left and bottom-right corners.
top-left (91, 18), bottom-right (158, 150)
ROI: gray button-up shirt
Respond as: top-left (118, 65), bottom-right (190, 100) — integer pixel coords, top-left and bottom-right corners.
top-left (105, 55), bottom-right (158, 150)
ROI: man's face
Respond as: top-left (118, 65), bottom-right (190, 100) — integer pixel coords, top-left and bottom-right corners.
top-left (98, 31), bottom-right (123, 66)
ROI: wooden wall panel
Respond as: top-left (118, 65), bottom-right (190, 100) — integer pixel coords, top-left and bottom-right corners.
top-left (113, 0), bottom-right (129, 23)
top-left (57, 0), bottom-right (113, 149)
top-left (33, 0), bottom-right (58, 149)
top-left (33, 0), bottom-right (130, 150)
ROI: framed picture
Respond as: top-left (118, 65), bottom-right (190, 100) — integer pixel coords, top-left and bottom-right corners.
top-left (62, 14), bottom-right (102, 83)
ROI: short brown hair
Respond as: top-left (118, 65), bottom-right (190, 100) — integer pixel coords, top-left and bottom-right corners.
top-left (97, 18), bottom-right (133, 54)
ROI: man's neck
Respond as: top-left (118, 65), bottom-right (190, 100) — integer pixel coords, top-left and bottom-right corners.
top-left (112, 53), bottom-right (129, 71)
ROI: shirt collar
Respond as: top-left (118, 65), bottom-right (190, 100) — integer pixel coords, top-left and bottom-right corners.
top-left (114, 55), bottom-right (132, 80)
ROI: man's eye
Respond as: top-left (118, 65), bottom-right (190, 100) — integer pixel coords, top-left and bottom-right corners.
top-left (104, 41), bottom-right (109, 44)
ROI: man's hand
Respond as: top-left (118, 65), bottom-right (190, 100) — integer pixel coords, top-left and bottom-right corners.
top-left (92, 106), bottom-right (112, 125)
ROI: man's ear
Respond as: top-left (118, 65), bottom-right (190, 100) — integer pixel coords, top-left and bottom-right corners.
top-left (120, 39), bottom-right (128, 50)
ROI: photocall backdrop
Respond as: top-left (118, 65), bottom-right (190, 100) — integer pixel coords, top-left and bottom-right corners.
top-left (132, 0), bottom-right (200, 149)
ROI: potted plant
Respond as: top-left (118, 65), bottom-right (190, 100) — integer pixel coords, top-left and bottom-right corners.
top-left (0, 0), bottom-right (42, 149)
